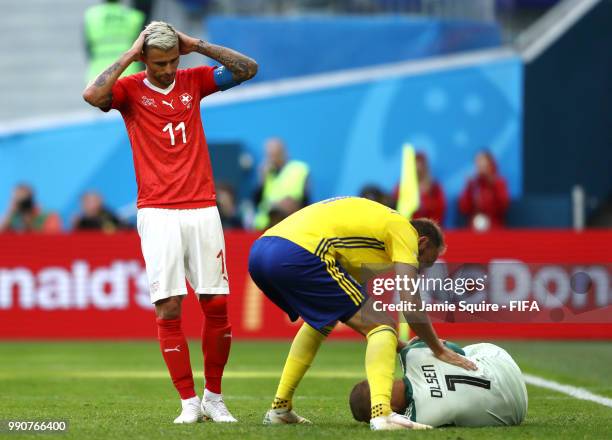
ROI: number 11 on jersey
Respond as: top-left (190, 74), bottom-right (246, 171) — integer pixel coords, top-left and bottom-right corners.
top-left (163, 122), bottom-right (187, 146)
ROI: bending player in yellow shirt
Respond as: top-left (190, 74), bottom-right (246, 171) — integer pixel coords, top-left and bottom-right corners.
top-left (248, 197), bottom-right (477, 430)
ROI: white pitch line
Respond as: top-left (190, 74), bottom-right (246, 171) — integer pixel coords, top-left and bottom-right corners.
top-left (68, 370), bottom-right (365, 379)
top-left (523, 373), bottom-right (612, 408)
top-left (0, 370), bottom-right (365, 380)
top-left (4, 368), bottom-right (610, 409)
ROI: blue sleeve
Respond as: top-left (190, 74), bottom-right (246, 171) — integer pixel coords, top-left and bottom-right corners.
top-left (213, 66), bottom-right (240, 91)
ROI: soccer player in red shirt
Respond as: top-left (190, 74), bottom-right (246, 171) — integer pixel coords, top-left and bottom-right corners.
top-left (82, 21), bottom-right (257, 424)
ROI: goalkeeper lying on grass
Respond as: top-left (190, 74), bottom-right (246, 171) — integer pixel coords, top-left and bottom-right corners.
top-left (349, 339), bottom-right (528, 428)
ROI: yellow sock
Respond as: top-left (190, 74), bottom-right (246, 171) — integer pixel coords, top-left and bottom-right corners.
top-left (272, 323), bottom-right (329, 409)
top-left (365, 325), bottom-right (398, 418)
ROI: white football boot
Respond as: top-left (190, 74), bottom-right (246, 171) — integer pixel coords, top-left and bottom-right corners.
top-left (173, 396), bottom-right (203, 424)
top-left (263, 408), bottom-right (312, 425)
top-left (370, 412), bottom-right (432, 431)
top-left (201, 390), bottom-right (237, 423)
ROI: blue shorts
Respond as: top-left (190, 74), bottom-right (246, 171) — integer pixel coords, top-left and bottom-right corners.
top-left (248, 236), bottom-right (366, 330)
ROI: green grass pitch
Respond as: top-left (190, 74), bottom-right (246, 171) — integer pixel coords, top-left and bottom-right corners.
top-left (0, 340), bottom-right (610, 439)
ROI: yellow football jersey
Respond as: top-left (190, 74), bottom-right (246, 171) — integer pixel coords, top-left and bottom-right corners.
top-left (263, 197), bottom-right (419, 282)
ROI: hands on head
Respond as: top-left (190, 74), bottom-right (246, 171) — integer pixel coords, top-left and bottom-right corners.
top-left (176, 31), bottom-right (198, 55)
top-left (129, 30), bottom-right (147, 62)
top-left (129, 28), bottom-right (198, 62)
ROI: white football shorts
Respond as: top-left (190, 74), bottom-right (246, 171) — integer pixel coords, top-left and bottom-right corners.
top-left (136, 206), bottom-right (230, 304)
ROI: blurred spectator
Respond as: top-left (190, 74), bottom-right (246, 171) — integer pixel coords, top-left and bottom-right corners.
top-left (73, 192), bottom-right (126, 232)
top-left (459, 151), bottom-right (510, 230)
top-left (359, 184), bottom-right (394, 208)
top-left (392, 152), bottom-right (446, 223)
top-left (0, 184), bottom-right (61, 233)
top-left (216, 183), bottom-right (243, 230)
top-left (84, 0), bottom-right (145, 83)
top-left (253, 138), bottom-right (310, 230)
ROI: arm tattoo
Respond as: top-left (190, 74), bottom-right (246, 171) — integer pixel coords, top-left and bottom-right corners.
top-left (196, 40), bottom-right (257, 82)
top-left (99, 93), bottom-right (113, 110)
top-left (94, 62), bottom-right (121, 87)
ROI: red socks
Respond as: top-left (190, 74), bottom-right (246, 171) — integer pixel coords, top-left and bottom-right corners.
top-left (156, 296), bottom-right (231, 399)
top-left (199, 295), bottom-right (232, 394)
top-left (156, 317), bottom-right (196, 400)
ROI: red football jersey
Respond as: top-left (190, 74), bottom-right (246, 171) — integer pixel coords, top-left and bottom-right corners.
top-left (110, 66), bottom-right (219, 209)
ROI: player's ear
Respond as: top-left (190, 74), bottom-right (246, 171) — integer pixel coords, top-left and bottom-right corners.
top-left (140, 43), bottom-right (148, 61)
top-left (418, 236), bottom-right (429, 250)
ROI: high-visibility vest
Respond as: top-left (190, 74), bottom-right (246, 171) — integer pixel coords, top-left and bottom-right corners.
top-left (84, 3), bottom-right (145, 82)
top-left (254, 161), bottom-right (309, 230)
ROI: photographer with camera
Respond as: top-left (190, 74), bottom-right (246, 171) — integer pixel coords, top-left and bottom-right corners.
top-left (0, 184), bottom-right (61, 233)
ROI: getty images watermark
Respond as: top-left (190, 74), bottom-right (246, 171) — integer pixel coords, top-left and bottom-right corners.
top-left (360, 262), bottom-right (612, 324)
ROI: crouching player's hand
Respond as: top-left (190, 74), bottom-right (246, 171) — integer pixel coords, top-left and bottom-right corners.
top-left (435, 346), bottom-right (478, 371)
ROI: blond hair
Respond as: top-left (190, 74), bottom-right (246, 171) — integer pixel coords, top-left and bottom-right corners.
top-left (144, 21), bottom-right (178, 52)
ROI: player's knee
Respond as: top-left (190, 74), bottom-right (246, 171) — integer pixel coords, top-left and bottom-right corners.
top-left (345, 309), bottom-right (396, 336)
top-left (366, 324), bottom-right (397, 341)
top-left (199, 294), bottom-right (228, 319)
top-left (155, 297), bottom-right (182, 319)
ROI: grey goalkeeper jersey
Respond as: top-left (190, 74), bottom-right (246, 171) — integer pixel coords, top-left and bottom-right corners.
top-left (399, 342), bottom-right (528, 427)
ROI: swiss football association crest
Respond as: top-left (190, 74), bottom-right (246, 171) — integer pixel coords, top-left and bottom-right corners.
top-left (141, 96), bottom-right (156, 107)
top-left (180, 93), bottom-right (193, 108)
